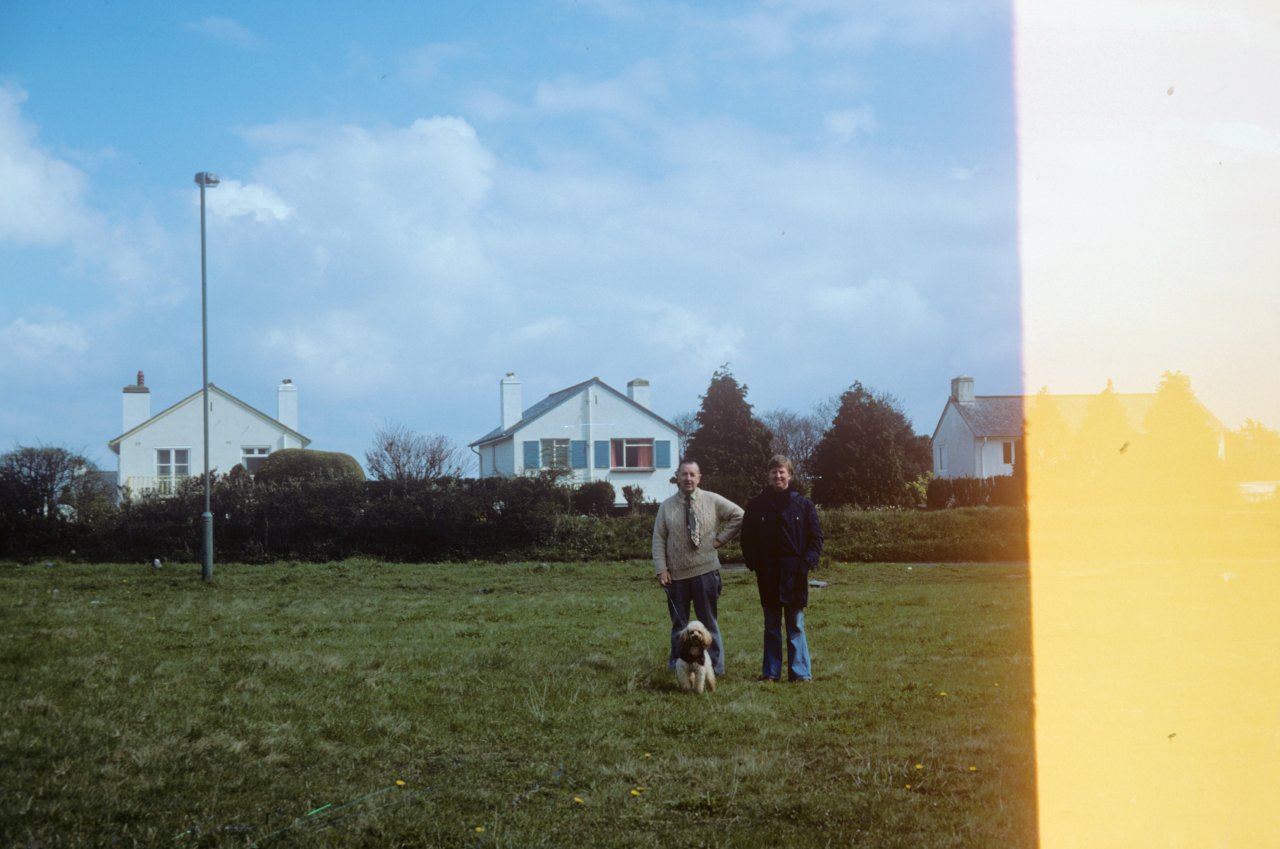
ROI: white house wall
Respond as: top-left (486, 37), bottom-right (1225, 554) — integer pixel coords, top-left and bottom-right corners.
top-left (932, 404), bottom-right (978, 479)
top-left (975, 438), bottom-right (1015, 479)
top-left (117, 393), bottom-right (300, 491)
top-left (509, 384), bottom-right (679, 504)
top-left (931, 404), bottom-right (1018, 480)
top-left (480, 441), bottom-right (515, 477)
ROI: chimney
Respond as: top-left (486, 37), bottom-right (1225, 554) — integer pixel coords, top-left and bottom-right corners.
top-left (500, 372), bottom-right (522, 430)
top-left (626, 378), bottom-right (651, 408)
top-left (951, 375), bottom-right (975, 406)
top-left (122, 370), bottom-right (151, 432)
top-left (278, 378), bottom-right (298, 431)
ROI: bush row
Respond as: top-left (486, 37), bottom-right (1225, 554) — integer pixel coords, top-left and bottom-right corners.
top-left (2, 470), bottom-right (1030, 564)
top-left (925, 474), bottom-right (1026, 509)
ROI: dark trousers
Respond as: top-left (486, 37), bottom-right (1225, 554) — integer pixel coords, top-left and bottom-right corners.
top-left (665, 569), bottom-right (724, 675)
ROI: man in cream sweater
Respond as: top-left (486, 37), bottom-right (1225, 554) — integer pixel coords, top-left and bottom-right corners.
top-left (653, 460), bottom-right (744, 677)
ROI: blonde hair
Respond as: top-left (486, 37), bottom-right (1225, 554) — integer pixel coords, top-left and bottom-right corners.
top-left (767, 454), bottom-right (794, 475)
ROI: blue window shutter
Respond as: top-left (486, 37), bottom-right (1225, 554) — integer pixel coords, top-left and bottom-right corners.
top-left (655, 440), bottom-right (672, 469)
top-left (594, 440), bottom-right (611, 468)
top-left (523, 440), bottom-right (540, 469)
top-left (570, 440), bottom-right (587, 469)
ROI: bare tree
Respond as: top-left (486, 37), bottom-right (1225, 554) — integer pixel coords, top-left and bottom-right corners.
top-left (0, 444), bottom-right (112, 518)
top-left (760, 408), bottom-right (825, 486)
top-left (813, 394), bottom-right (841, 429)
top-left (365, 422), bottom-right (467, 488)
top-left (671, 411), bottom-right (698, 459)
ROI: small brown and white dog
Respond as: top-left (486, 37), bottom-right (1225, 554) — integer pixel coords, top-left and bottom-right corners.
top-left (674, 620), bottom-right (716, 694)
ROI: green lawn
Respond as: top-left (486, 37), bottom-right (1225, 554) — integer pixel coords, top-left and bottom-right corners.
top-left (1, 560), bottom-right (1037, 848)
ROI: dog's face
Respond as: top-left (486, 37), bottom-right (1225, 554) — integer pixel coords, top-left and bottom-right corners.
top-left (679, 621), bottom-right (713, 652)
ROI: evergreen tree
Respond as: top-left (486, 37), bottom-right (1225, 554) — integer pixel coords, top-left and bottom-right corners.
top-left (683, 366), bottom-right (773, 507)
top-left (1071, 379), bottom-right (1139, 494)
top-left (1139, 371), bottom-right (1229, 503)
top-left (810, 382), bottom-right (923, 508)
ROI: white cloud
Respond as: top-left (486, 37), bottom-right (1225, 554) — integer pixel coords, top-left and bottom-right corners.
top-left (186, 17), bottom-right (263, 49)
top-left (207, 179), bottom-right (294, 223)
top-left (0, 317), bottom-right (90, 373)
top-left (534, 61), bottom-right (668, 121)
top-left (514, 317), bottom-right (572, 343)
top-left (262, 311), bottom-right (396, 397)
top-left (725, 0), bottom-right (1006, 58)
top-left (464, 90), bottom-right (519, 123)
top-left (569, 0), bottom-right (641, 20)
top-left (0, 84), bottom-right (93, 245)
top-left (400, 43), bottom-right (469, 85)
top-left (810, 278), bottom-right (941, 333)
top-left (823, 106), bottom-right (878, 144)
top-left (0, 84), bottom-right (179, 301)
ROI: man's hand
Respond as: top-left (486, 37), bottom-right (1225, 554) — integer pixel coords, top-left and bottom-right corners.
top-left (712, 539), bottom-right (722, 549)
top-left (657, 569), bottom-right (672, 587)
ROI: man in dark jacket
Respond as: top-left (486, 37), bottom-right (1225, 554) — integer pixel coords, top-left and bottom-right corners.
top-left (741, 455), bottom-right (824, 682)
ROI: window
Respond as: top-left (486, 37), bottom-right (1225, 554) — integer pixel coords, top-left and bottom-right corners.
top-left (611, 438), bottom-right (654, 469)
top-left (1002, 441), bottom-right (1015, 465)
top-left (540, 438), bottom-right (570, 469)
top-left (242, 446), bottom-right (271, 474)
top-left (156, 448), bottom-right (189, 493)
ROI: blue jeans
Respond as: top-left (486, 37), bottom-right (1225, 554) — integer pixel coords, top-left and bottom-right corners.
top-left (762, 605), bottom-right (810, 681)
top-left (665, 570), bottom-right (724, 675)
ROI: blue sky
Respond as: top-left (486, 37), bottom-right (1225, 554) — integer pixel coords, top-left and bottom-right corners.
top-left (2, 0), bottom-right (1023, 471)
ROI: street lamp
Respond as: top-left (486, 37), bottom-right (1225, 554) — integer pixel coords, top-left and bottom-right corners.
top-left (195, 171), bottom-right (220, 582)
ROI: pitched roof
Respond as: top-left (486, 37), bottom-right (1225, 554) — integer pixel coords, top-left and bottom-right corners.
top-left (469, 377), bottom-right (681, 447)
top-left (939, 393), bottom-right (1225, 440)
top-left (952, 396), bottom-right (1026, 438)
top-left (107, 383), bottom-right (310, 454)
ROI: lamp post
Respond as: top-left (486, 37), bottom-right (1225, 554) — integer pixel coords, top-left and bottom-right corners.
top-left (195, 171), bottom-right (220, 582)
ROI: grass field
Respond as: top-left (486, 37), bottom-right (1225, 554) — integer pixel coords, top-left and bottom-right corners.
top-left (2, 560), bottom-right (1037, 848)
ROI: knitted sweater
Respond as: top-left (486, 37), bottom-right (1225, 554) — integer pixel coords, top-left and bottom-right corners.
top-left (651, 489), bottom-right (744, 580)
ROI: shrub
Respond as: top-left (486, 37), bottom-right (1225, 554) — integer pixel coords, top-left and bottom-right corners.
top-left (621, 485), bottom-right (652, 514)
top-left (926, 475), bottom-right (1026, 510)
top-left (254, 448), bottom-right (365, 483)
top-left (572, 480), bottom-right (616, 517)
top-left (818, 506), bottom-right (1028, 562)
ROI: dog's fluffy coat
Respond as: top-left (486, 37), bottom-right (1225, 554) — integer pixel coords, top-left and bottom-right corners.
top-left (674, 620), bottom-right (716, 694)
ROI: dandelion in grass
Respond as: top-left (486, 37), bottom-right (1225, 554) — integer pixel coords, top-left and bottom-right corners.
top-left (938, 691), bottom-right (948, 697)
top-left (915, 764), bottom-right (923, 770)
top-left (573, 796), bottom-right (585, 805)
top-left (475, 825), bottom-right (485, 833)
top-left (968, 766), bottom-right (978, 772)
top-left (395, 779), bottom-right (406, 786)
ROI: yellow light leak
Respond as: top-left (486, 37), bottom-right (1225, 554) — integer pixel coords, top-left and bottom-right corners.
top-left (1017, 2), bottom-right (1280, 845)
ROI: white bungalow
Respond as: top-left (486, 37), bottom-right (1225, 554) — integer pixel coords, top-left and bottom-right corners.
top-left (469, 374), bottom-right (681, 505)
top-left (930, 374), bottom-right (1226, 480)
top-left (107, 372), bottom-right (309, 496)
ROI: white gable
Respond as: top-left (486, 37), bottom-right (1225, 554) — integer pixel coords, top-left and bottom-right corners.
top-left (110, 384), bottom-right (308, 495)
top-left (473, 377), bottom-right (681, 505)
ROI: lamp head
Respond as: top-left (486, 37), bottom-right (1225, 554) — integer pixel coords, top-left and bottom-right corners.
top-left (194, 172), bottom-right (221, 187)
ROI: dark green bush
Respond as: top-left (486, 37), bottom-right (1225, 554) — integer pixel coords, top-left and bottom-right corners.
top-left (818, 506), bottom-right (1028, 563)
top-left (254, 448), bottom-right (365, 483)
top-left (5, 465), bottom-right (1039, 564)
top-left (572, 480), bottom-right (616, 517)
top-left (926, 475), bottom-right (1025, 509)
